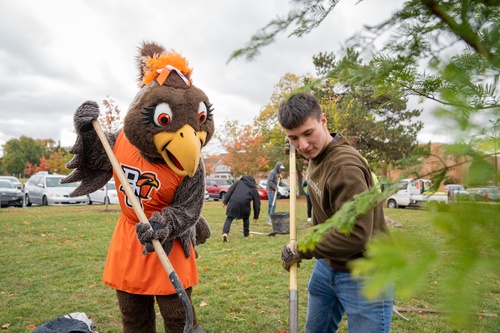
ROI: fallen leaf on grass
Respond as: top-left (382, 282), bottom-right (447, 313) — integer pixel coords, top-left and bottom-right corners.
top-left (2, 323), bottom-right (10, 329)
top-left (28, 324), bottom-right (36, 329)
top-left (23, 221), bottom-right (30, 225)
top-left (200, 301), bottom-right (208, 307)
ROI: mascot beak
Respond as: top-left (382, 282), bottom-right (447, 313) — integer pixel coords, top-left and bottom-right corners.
top-left (154, 124), bottom-right (207, 177)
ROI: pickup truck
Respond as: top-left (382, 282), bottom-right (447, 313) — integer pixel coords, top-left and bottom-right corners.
top-left (386, 178), bottom-right (448, 209)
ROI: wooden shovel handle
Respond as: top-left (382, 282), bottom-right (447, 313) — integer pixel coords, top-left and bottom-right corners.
top-left (289, 143), bottom-right (298, 333)
top-left (92, 120), bottom-right (194, 332)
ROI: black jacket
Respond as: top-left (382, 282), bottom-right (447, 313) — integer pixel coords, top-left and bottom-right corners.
top-left (223, 176), bottom-right (261, 219)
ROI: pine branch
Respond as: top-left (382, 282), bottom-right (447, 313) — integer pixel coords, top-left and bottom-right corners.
top-left (228, 0), bottom-right (340, 62)
top-left (421, 0), bottom-right (493, 61)
top-left (299, 185), bottom-right (398, 251)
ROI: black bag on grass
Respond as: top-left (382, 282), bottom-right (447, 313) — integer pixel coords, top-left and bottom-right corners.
top-left (32, 312), bottom-right (95, 333)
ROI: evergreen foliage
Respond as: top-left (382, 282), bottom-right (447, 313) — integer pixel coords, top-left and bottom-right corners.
top-left (231, 0), bottom-right (500, 326)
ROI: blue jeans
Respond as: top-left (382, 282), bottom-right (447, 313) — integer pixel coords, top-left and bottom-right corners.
top-left (267, 191), bottom-right (276, 215)
top-left (306, 259), bottom-right (393, 333)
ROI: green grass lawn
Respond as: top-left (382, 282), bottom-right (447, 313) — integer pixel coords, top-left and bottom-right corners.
top-left (0, 199), bottom-right (498, 332)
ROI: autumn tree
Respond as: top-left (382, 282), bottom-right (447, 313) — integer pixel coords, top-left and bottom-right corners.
top-left (100, 96), bottom-right (123, 133)
top-left (217, 120), bottom-right (269, 178)
top-left (38, 156), bottom-right (50, 172)
top-left (201, 155), bottom-right (217, 176)
top-left (254, 73), bottom-right (311, 189)
top-left (35, 138), bottom-right (57, 158)
top-left (48, 148), bottom-right (72, 174)
top-left (24, 156), bottom-right (49, 176)
top-left (2, 136), bottom-right (44, 175)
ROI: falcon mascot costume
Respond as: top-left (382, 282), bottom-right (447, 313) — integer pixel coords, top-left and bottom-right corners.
top-left (63, 41), bottom-right (213, 333)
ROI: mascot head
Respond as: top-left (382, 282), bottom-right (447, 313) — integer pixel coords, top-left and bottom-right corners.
top-left (124, 41), bottom-right (214, 177)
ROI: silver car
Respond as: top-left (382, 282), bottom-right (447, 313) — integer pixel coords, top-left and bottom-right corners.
top-left (0, 179), bottom-right (23, 207)
top-left (258, 179), bottom-right (290, 199)
top-left (88, 181), bottom-right (119, 205)
top-left (474, 187), bottom-right (500, 202)
top-left (0, 176), bottom-right (23, 190)
top-left (24, 172), bottom-right (89, 206)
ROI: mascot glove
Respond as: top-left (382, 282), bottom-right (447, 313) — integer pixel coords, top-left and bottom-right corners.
top-left (135, 212), bottom-right (172, 255)
top-left (74, 101), bottom-right (100, 133)
top-left (195, 216), bottom-right (211, 246)
top-left (281, 243), bottom-right (302, 271)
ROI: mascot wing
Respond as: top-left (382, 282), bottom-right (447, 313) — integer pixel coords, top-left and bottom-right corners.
top-left (63, 101), bottom-right (115, 196)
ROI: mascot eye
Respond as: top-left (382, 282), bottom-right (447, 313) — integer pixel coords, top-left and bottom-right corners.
top-left (198, 101), bottom-right (214, 124)
top-left (154, 103), bottom-right (173, 126)
top-left (142, 103), bottom-right (173, 127)
top-left (197, 102), bottom-right (207, 124)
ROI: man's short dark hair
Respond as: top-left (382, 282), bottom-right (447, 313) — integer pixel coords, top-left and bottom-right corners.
top-left (278, 92), bottom-right (322, 129)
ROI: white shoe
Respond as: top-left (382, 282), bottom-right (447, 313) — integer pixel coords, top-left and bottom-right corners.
top-left (307, 218), bottom-right (311, 222)
top-left (222, 233), bottom-right (228, 242)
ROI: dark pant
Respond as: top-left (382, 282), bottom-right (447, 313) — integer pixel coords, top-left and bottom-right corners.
top-left (223, 216), bottom-right (250, 236)
top-left (116, 288), bottom-right (197, 333)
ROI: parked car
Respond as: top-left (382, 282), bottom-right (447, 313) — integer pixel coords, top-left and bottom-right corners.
top-left (258, 179), bottom-right (290, 199)
top-left (89, 181), bottom-right (119, 205)
top-left (444, 184), bottom-right (470, 201)
top-left (205, 178), bottom-right (233, 201)
top-left (0, 179), bottom-right (23, 207)
top-left (0, 176), bottom-right (23, 190)
top-left (24, 172), bottom-right (89, 206)
top-left (474, 187), bottom-right (500, 202)
top-left (255, 184), bottom-right (268, 200)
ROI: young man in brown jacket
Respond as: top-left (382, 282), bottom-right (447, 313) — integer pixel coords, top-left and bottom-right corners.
top-left (278, 92), bottom-right (393, 333)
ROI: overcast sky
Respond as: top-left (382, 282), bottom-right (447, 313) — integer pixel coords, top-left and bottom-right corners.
top-left (0, 0), bottom-right (452, 157)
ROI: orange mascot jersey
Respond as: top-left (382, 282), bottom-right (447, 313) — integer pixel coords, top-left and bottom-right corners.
top-left (102, 131), bottom-right (199, 295)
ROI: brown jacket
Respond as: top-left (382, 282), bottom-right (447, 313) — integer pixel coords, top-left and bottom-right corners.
top-left (300, 135), bottom-right (388, 272)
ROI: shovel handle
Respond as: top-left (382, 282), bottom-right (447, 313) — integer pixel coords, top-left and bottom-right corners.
top-left (288, 143), bottom-right (299, 333)
top-left (92, 121), bottom-right (194, 333)
top-left (271, 175), bottom-right (280, 208)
